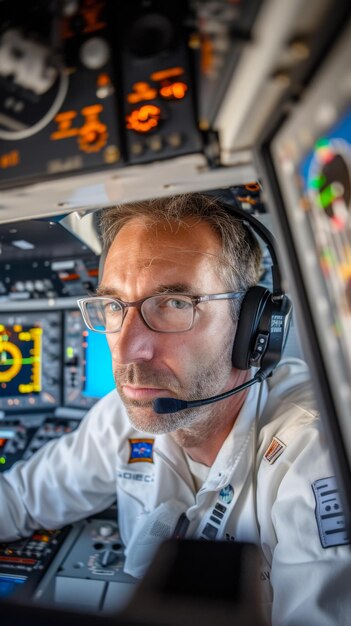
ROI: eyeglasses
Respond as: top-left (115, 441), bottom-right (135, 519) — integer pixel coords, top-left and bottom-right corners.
top-left (77, 292), bottom-right (245, 334)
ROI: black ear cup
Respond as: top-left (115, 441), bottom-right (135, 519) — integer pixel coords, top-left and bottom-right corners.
top-left (232, 286), bottom-right (271, 369)
top-left (232, 286), bottom-right (292, 372)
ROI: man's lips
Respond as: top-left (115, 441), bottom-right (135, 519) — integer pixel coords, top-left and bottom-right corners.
top-left (122, 385), bottom-right (171, 401)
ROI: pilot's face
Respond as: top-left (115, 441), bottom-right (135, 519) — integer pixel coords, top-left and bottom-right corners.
top-left (100, 216), bottom-right (237, 434)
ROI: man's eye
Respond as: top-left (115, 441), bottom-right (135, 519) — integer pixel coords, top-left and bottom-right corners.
top-left (105, 301), bottom-right (121, 313)
top-left (165, 297), bottom-right (191, 309)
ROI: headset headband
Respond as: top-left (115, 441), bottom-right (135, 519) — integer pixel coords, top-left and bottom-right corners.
top-left (204, 189), bottom-right (284, 300)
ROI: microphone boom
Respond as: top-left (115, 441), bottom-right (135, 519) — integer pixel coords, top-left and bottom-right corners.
top-left (153, 371), bottom-right (266, 414)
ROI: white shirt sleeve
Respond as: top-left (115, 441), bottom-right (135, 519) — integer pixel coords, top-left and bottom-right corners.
top-left (0, 391), bottom-right (122, 541)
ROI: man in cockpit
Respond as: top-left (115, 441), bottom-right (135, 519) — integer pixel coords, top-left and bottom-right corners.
top-left (0, 193), bottom-right (350, 625)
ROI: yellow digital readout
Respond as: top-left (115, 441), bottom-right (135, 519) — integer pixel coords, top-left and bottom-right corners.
top-left (0, 342), bottom-right (22, 381)
top-left (0, 326), bottom-right (42, 393)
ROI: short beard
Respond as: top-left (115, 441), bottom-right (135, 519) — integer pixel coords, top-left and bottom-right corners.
top-left (114, 348), bottom-right (233, 436)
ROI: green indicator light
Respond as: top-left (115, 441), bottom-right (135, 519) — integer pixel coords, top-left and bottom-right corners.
top-left (316, 185), bottom-right (337, 210)
top-left (0, 357), bottom-right (35, 365)
top-left (0, 457), bottom-right (6, 465)
top-left (334, 320), bottom-right (343, 337)
top-left (320, 247), bottom-right (336, 268)
top-left (309, 175), bottom-right (326, 190)
top-left (67, 346), bottom-right (74, 359)
top-left (315, 137), bottom-right (329, 150)
top-left (322, 248), bottom-right (334, 261)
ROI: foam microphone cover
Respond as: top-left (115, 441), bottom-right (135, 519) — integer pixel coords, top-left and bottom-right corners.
top-left (153, 397), bottom-right (188, 413)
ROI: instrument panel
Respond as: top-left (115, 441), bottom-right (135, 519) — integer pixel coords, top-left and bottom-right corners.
top-left (0, 516), bottom-right (135, 612)
top-left (0, 305), bottom-right (114, 472)
top-left (0, 0), bottom-right (202, 188)
top-left (0, 311), bottom-right (61, 412)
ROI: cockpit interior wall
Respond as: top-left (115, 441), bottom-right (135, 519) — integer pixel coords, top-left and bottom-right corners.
top-left (0, 0), bottom-right (351, 624)
top-left (256, 16), bottom-right (351, 532)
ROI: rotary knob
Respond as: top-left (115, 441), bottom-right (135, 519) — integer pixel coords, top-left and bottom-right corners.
top-left (98, 524), bottom-right (115, 538)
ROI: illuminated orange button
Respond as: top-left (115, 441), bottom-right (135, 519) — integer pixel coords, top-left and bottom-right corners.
top-left (0, 150), bottom-right (19, 169)
top-left (33, 534), bottom-right (50, 542)
top-left (245, 182), bottom-right (260, 192)
top-left (51, 111), bottom-right (79, 140)
top-left (160, 81), bottom-right (188, 100)
top-left (97, 73), bottom-right (111, 87)
top-left (150, 67), bottom-right (184, 82)
top-left (126, 105), bottom-right (161, 133)
top-left (78, 123), bottom-right (108, 153)
top-left (127, 82), bottom-right (157, 104)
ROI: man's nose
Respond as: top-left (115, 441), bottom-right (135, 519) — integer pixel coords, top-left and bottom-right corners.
top-left (109, 307), bottom-right (156, 364)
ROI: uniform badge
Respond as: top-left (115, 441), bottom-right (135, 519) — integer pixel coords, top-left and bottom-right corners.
top-left (128, 438), bottom-right (154, 464)
top-left (264, 436), bottom-right (286, 464)
top-left (219, 484), bottom-right (234, 504)
top-left (312, 476), bottom-right (349, 548)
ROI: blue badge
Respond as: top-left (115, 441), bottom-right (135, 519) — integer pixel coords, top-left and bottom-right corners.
top-left (219, 484), bottom-right (234, 504)
top-left (312, 476), bottom-right (349, 548)
top-left (128, 438), bottom-right (154, 464)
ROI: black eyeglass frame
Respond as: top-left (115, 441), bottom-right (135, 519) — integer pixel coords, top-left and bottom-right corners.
top-left (77, 291), bottom-right (245, 334)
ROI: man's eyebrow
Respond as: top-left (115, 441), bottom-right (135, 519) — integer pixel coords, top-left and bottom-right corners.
top-left (153, 283), bottom-right (195, 295)
top-left (94, 283), bottom-right (195, 298)
top-left (95, 285), bottom-right (115, 297)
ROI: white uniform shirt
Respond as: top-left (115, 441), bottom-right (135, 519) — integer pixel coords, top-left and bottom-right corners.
top-left (0, 358), bottom-right (350, 625)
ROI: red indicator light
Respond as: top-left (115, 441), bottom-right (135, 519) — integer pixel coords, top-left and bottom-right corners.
top-left (0, 556), bottom-right (36, 565)
top-left (59, 273), bottom-right (80, 281)
top-left (33, 534), bottom-right (50, 542)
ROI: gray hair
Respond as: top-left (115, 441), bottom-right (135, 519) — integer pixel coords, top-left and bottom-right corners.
top-left (99, 193), bottom-right (262, 320)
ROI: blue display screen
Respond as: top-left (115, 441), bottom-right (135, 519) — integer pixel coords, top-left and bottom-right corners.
top-left (64, 309), bottom-right (116, 408)
top-left (83, 329), bottom-right (115, 398)
top-left (0, 575), bottom-right (26, 598)
top-left (299, 106), bottom-right (351, 185)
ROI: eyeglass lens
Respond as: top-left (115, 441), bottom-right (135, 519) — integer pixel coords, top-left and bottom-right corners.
top-left (84, 295), bottom-right (195, 332)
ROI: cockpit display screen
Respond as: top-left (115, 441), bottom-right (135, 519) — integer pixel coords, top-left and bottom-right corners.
top-left (0, 324), bottom-right (42, 397)
top-left (270, 31), bottom-right (351, 486)
top-left (63, 309), bottom-right (115, 409)
top-left (298, 106), bottom-right (351, 375)
top-left (0, 312), bottom-right (61, 412)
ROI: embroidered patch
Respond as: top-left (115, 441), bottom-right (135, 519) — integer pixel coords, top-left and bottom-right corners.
top-left (219, 484), bottom-right (234, 504)
top-left (264, 436), bottom-right (286, 464)
top-left (128, 438), bottom-right (154, 464)
top-left (312, 476), bottom-right (349, 548)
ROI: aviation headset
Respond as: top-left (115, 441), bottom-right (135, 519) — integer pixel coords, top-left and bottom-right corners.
top-left (206, 188), bottom-right (292, 378)
top-left (98, 188), bottom-right (292, 380)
